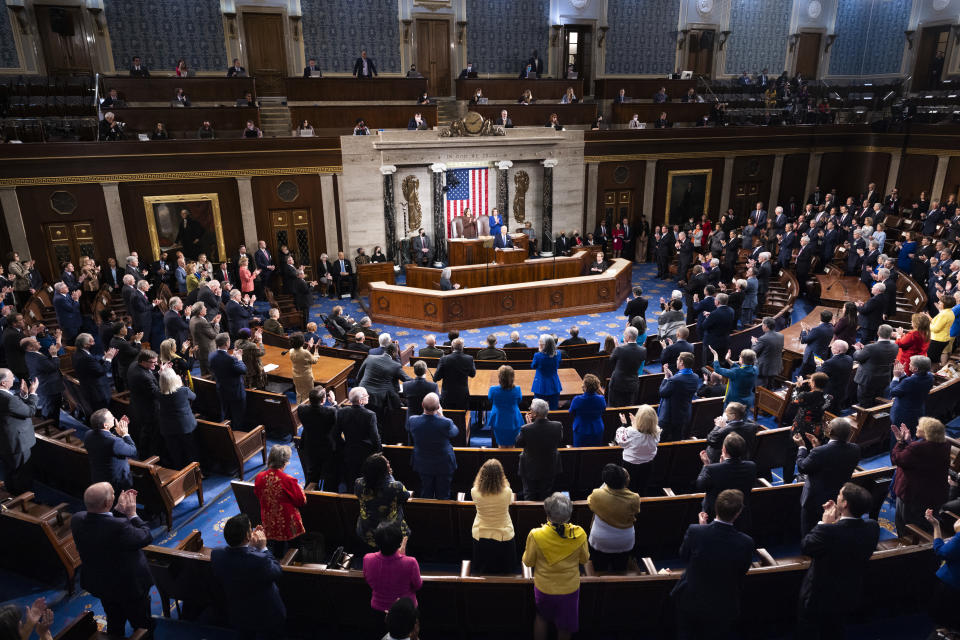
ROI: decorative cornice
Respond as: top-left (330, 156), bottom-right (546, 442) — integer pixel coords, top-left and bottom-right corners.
top-left (0, 166), bottom-right (343, 187)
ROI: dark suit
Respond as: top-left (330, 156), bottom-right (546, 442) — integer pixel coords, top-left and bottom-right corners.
top-left (799, 322), bottom-right (833, 375)
top-left (74, 349), bottom-right (113, 411)
top-left (353, 56), bottom-right (377, 78)
top-left (337, 404), bottom-right (381, 484)
top-left (433, 351), bottom-right (476, 410)
top-left (494, 116), bottom-right (513, 128)
top-left (818, 353), bottom-right (854, 411)
top-left (357, 353), bottom-right (410, 428)
top-left (156, 386), bottom-right (198, 468)
top-left (752, 330), bottom-right (784, 386)
top-left (660, 339), bottom-right (694, 375)
top-left (71, 510), bottom-right (155, 636)
top-left (704, 419), bottom-right (759, 463)
top-left (25, 350), bottom-right (63, 423)
top-left (53, 293), bottom-right (82, 342)
top-left (198, 287), bottom-right (221, 323)
top-left (852, 340), bottom-right (897, 407)
top-left (209, 350), bottom-right (247, 427)
top-left (888, 372), bottom-right (934, 434)
top-left (493, 233), bottom-right (514, 249)
top-left (696, 459), bottom-right (758, 530)
top-left (332, 258), bottom-right (354, 297)
top-left (857, 294), bottom-right (885, 342)
top-left (297, 404), bottom-right (338, 489)
top-left (129, 65), bottom-right (150, 77)
top-left (417, 346), bottom-right (444, 358)
top-left (476, 347), bottom-right (506, 361)
top-left (163, 309), bottom-right (190, 347)
top-left (84, 428), bottom-right (137, 491)
top-left (658, 370), bottom-right (701, 441)
top-left (671, 520), bottom-right (754, 638)
top-left (128, 290), bottom-right (153, 335)
top-left (127, 363), bottom-right (160, 456)
top-left (515, 418), bottom-right (563, 500)
top-left (700, 304), bottom-right (735, 361)
top-left (409, 413), bottom-right (458, 499)
top-left (302, 64), bottom-right (322, 78)
top-left (226, 299), bottom-right (253, 337)
top-left (289, 277), bottom-right (313, 313)
top-left (676, 238), bottom-right (694, 280)
top-left (402, 377), bottom-right (438, 430)
top-left (797, 440), bottom-right (861, 534)
top-left (0, 389), bottom-right (38, 493)
top-left (211, 544), bottom-right (285, 638)
top-left (798, 518), bottom-right (881, 637)
top-left (608, 342), bottom-right (647, 406)
top-left (624, 297), bottom-right (648, 322)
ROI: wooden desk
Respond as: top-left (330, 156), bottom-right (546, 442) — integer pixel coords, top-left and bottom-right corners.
top-left (259, 344), bottom-right (354, 401)
top-left (110, 106), bottom-right (260, 138)
top-left (456, 79), bottom-right (583, 101)
top-left (469, 104), bottom-right (598, 127)
top-left (814, 274), bottom-right (870, 305)
top-left (406, 249), bottom-right (593, 289)
top-left (448, 235), bottom-right (529, 266)
top-left (288, 105), bottom-right (438, 131)
top-left (285, 77), bottom-right (427, 102)
top-left (357, 261), bottom-right (395, 296)
top-left (610, 103), bottom-right (713, 125)
top-left (593, 79), bottom-right (697, 100)
top-left (780, 305), bottom-right (843, 377)
top-left (495, 248), bottom-right (526, 264)
top-left (402, 367), bottom-right (583, 401)
top-left (369, 258), bottom-right (632, 331)
top-left (103, 77), bottom-right (257, 104)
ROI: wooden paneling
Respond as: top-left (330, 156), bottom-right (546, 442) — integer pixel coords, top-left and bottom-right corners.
top-left (357, 262), bottom-right (395, 296)
top-left (407, 250), bottom-right (593, 289)
top-left (469, 104), bottom-right (597, 127)
top-left (896, 154), bottom-right (937, 205)
top-left (15, 184), bottom-right (113, 283)
top-left (593, 79), bottom-right (697, 100)
top-left (251, 174), bottom-right (326, 265)
top-left (35, 5), bottom-right (93, 73)
top-left (596, 161), bottom-right (645, 229)
top-left (730, 155), bottom-right (775, 222)
top-left (285, 78), bottom-right (427, 101)
top-left (103, 77), bottom-right (257, 104)
top-left (778, 153), bottom-right (809, 208)
top-left (289, 105), bottom-right (437, 132)
top-left (455, 79), bottom-right (584, 101)
top-left (242, 13), bottom-right (287, 95)
top-left (818, 152), bottom-right (891, 205)
top-left (610, 103), bottom-right (712, 125)
top-left (795, 33), bottom-right (822, 81)
top-left (652, 158), bottom-right (726, 228)
top-left (118, 179), bottom-right (242, 264)
top-left (416, 19), bottom-right (452, 97)
top-left (940, 156), bottom-right (960, 203)
top-left (109, 106), bottom-right (261, 139)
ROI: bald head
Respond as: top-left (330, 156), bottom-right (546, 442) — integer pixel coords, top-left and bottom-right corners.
top-left (83, 482), bottom-right (115, 513)
top-left (422, 392), bottom-right (441, 413)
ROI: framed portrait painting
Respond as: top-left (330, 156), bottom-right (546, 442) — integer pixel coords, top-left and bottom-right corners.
top-left (142, 193), bottom-right (225, 263)
top-left (665, 169), bottom-right (712, 225)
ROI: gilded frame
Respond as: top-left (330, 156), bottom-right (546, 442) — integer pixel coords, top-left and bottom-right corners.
top-left (142, 193), bottom-right (225, 262)
top-left (664, 169), bottom-right (712, 224)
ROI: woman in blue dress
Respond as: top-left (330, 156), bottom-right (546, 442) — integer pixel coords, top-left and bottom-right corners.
top-left (488, 365), bottom-right (523, 447)
top-left (896, 230), bottom-right (917, 272)
top-left (569, 373), bottom-right (607, 446)
top-left (531, 334), bottom-right (562, 410)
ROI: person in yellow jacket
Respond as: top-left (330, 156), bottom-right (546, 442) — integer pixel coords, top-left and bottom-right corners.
top-left (522, 492), bottom-right (589, 640)
top-left (928, 294), bottom-right (955, 366)
top-left (288, 332), bottom-right (319, 404)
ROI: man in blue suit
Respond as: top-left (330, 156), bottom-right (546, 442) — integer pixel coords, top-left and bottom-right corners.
top-left (696, 432), bottom-right (758, 532)
top-left (71, 482), bottom-right (155, 637)
top-left (225, 289), bottom-right (254, 338)
top-left (888, 355), bottom-right (935, 439)
top-left (488, 208), bottom-right (504, 238)
top-left (402, 360), bottom-right (438, 433)
top-left (750, 201), bottom-right (768, 231)
top-left (407, 392), bottom-right (458, 499)
top-left (798, 309), bottom-right (834, 376)
top-left (84, 408), bottom-right (138, 492)
top-left (0, 370), bottom-right (38, 494)
top-left (163, 297), bottom-right (191, 349)
top-left (73, 333), bottom-right (117, 411)
top-left (795, 417), bottom-right (861, 535)
top-left (22, 336), bottom-right (63, 427)
top-left (209, 333), bottom-right (247, 427)
top-left (658, 352), bottom-right (701, 441)
top-left (211, 514), bottom-right (285, 640)
top-left (700, 293), bottom-right (736, 365)
top-left (52, 282), bottom-right (82, 344)
top-left (670, 489), bottom-right (755, 640)
top-left (493, 226), bottom-right (514, 249)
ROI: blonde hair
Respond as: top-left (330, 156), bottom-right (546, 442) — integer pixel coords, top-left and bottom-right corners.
top-left (473, 459), bottom-right (508, 496)
top-left (498, 365), bottom-right (515, 389)
top-left (917, 417), bottom-right (946, 443)
top-left (159, 338), bottom-right (177, 363)
top-left (631, 404), bottom-right (660, 436)
top-left (159, 367), bottom-right (182, 395)
top-left (238, 257), bottom-right (248, 267)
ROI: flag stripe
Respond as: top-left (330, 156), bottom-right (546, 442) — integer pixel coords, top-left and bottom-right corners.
top-left (445, 167), bottom-right (490, 237)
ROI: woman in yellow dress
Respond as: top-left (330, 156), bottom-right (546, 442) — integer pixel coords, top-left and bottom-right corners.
top-left (289, 332), bottom-right (320, 404)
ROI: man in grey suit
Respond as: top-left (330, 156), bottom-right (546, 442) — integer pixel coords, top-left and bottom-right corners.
top-left (750, 317), bottom-right (783, 389)
top-left (0, 369), bottom-right (39, 493)
top-left (412, 228), bottom-right (432, 266)
top-left (189, 301), bottom-right (221, 376)
top-left (357, 343), bottom-right (411, 433)
top-left (852, 324), bottom-right (898, 407)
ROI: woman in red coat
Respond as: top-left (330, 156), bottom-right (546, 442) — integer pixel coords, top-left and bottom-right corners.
top-left (890, 417), bottom-right (950, 538)
top-left (895, 313), bottom-right (931, 374)
top-left (254, 444), bottom-right (307, 557)
top-left (237, 256), bottom-right (259, 297)
top-left (611, 224), bottom-right (624, 258)
top-left (700, 215), bottom-right (712, 249)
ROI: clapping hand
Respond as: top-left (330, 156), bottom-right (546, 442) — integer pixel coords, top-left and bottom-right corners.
top-left (804, 432), bottom-right (820, 448)
top-left (892, 422), bottom-right (911, 443)
top-left (821, 499), bottom-right (839, 524)
top-left (134, 331), bottom-right (144, 342)
top-left (698, 512), bottom-right (710, 525)
top-left (699, 450), bottom-right (710, 465)
top-left (251, 525), bottom-right (268, 550)
top-left (750, 335), bottom-right (758, 344)
top-left (213, 314), bottom-right (222, 325)
top-left (116, 489), bottom-right (138, 518)
top-left (893, 361), bottom-right (905, 378)
top-left (663, 337), bottom-right (673, 346)
top-left (105, 347), bottom-right (119, 360)
top-left (792, 433), bottom-right (805, 447)
top-left (115, 416), bottom-right (130, 437)
top-left (708, 346), bottom-right (718, 361)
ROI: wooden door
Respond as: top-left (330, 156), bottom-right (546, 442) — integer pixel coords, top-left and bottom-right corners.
top-left (563, 26), bottom-right (592, 90)
top-left (732, 182), bottom-right (762, 222)
top-left (34, 6), bottom-right (93, 73)
top-left (416, 19), bottom-right (451, 97)
top-left (270, 209), bottom-right (317, 278)
top-left (602, 190), bottom-right (632, 232)
top-left (795, 33), bottom-right (822, 80)
top-left (913, 26), bottom-right (950, 91)
top-left (42, 221), bottom-right (98, 279)
top-left (688, 30), bottom-right (715, 77)
top-left (243, 13), bottom-right (287, 95)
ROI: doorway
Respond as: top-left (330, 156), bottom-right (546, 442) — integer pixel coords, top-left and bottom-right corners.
top-left (270, 209), bottom-right (318, 278)
top-left (913, 26), bottom-right (950, 91)
top-left (795, 33), bottom-right (822, 80)
top-left (563, 26), bottom-right (593, 90)
top-left (242, 13), bottom-right (287, 95)
top-left (415, 19), bottom-right (452, 97)
top-left (34, 5), bottom-right (93, 73)
top-left (687, 29), bottom-right (715, 78)
top-left (42, 221), bottom-right (98, 280)
top-left (601, 190), bottom-right (633, 232)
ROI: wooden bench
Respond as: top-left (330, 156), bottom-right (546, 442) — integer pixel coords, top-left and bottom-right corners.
top-left (0, 491), bottom-right (80, 593)
top-left (195, 419), bottom-right (267, 478)
top-left (55, 610), bottom-right (149, 639)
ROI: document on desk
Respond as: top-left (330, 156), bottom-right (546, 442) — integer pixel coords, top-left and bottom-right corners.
top-left (263, 364), bottom-right (279, 372)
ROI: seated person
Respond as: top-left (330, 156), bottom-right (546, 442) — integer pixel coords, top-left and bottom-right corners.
top-left (696, 372), bottom-right (726, 398)
top-left (443, 330), bottom-right (460, 346)
top-left (172, 88), bottom-right (190, 107)
top-left (653, 87), bottom-right (668, 103)
top-left (129, 56), bottom-right (150, 77)
top-left (545, 113), bottom-right (562, 130)
top-left (347, 331), bottom-right (371, 353)
top-left (476, 335), bottom-right (506, 361)
top-left (100, 88), bottom-right (126, 109)
top-left (358, 316), bottom-right (379, 341)
top-left (654, 112), bottom-right (671, 128)
top-left (355, 247), bottom-right (371, 266)
top-left (226, 58), bottom-right (247, 77)
top-left (99, 112), bottom-right (124, 141)
top-left (197, 120), bottom-right (216, 139)
top-left (561, 87), bottom-right (578, 104)
top-left (504, 332), bottom-right (527, 348)
top-left (494, 109), bottom-right (513, 128)
top-left (628, 114), bottom-right (642, 129)
top-left (353, 118), bottom-right (370, 135)
top-left (406, 64), bottom-right (423, 78)
top-left (591, 115), bottom-right (606, 130)
top-left (682, 88), bottom-right (703, 103)
top-left (469, 89), bottom-right (484, 105)
top-left (150, 122), bottom-right (169, 140)
top-left (559, 326), bottom-right (586, 347)
top-left (419, 335), bottom-right (444, 357)
top-left (304, 322), bottom-right (322, 347)
top-left (518, 89), bottom-right (534, 105)
top-left (439, 267), bottom-right (460, 291)
top-left (264, 308), bottom-right (283, 334)
top-left (242, 120), bottom-right (263, 139)
top-left (297, 119), bottom-right (314, 137)
top-left (614, 88), bottom-right (628, 103)
top-left (458, 61), bottom-right (478, 79)
top-left (416, 91), bottom-right (432, 105)
top-left (407, 112), bottom-right (429, 130)
top-left (303, 58), bottom-right (322, 77)
top-left (589, 251), bottom-right (608, 274)
top-left (236, 91), bottom-right (258, 107)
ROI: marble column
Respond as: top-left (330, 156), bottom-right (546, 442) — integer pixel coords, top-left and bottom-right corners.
top-left (769, 153), bottom-right (785, 209)
top-left (642, 160), bottom-right (657, 224)
top-left (234, 177), bottom-right (259, 251)
top-left (380, 165), bottom-right (399, 263)
top-left (430, 163), bottom-right (447, 266)
top-left (0, 188), bottom-right (30, 259)
top-left (932, 155), bottom-right (951, 201)
top-left (719, 156), bottom-right (735, 215)
top-left (541, 158), bottom-right (559, 255)
top-left (496, 160), bottom-right (513, 222)
top-left (885, 152), bottom-right (902, 194)
top-left (101, 182), bottom-right (130, 260)
top-left (319, 174), bottom-right (340, 255)
top-left (585, 163), bottom-right (599, 232)
top-left (803, 153), bottom-right (823, 204)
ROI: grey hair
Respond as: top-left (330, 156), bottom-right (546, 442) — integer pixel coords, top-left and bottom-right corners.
top-left (441, 267), bottom-right (452, 280)
top-left (122, 274), bottom-right (135, 285)
top-left (716, 293), bottom-right (729, 306)
top-left (759, 252), bottom-right (771, 261)
top-left (873, 283), bottom-right (886, 294)
top-left (54, 282), bottom-right (68, 294)
top-left (378, 333), bottom-right (392, 347)
top-left (125, 256), bottom-right (137, 265)
top-left (623, 326), bottom-right (638, 342)
top-left (0, 368), bottom-right (11, 385)
top-left (529, 398), bottom-right (549, 418)
top-left (230, 289), bottom-right (242, 300)
top-left (169, 296), bottom-right (182, 308)
top-left (878, 324), bottom-right (894, 339)
top-left (910, 355), bottom-right (932, 374)
top-left (159, 367), bottom-right (182, 394)
top-left (877, 268), bottom-right (890, 279)
top-left (75, 333), bottom-right (95, 349)
top-left (510, 331), bottom-right (520, 341)
top-left (267, 444), bottom-right (292, 469)
top-left (191, 301), bottom-right (206, 316)
top-left (832, 339), bottom-right (849, 353)
top-left (539, 334), bottom-right (556, 357)
top-left (349, 386), bottom-right (368, 403)
top-left (543, 492), bottom-right (573, 524)
top-left (207, 279), bottom-right (220, 290)
top-left (137, 280), bottom-right (150, 291)
top-left (452, 337), bottom-right (464, 352)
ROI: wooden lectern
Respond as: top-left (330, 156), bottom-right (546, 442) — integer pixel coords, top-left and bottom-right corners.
top-left (494, 248), bottom-right (526, 264)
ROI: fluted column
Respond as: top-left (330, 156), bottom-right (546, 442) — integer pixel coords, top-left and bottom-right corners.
top-left (496, 160), bottom-right (513, 222)
top-left (430, 163), bottom-right (448, 266)
top-left (380, 165), bottom-right (398, 262)
top-left (541, 158), bottom-right (559, 255)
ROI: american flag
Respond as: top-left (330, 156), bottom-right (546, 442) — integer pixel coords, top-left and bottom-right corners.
top-left (445, 167), bottom-right (489, 236)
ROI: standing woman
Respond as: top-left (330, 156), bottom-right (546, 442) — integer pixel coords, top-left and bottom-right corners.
top-left (185, 262), bottom-right (201, 295)
top-left (568, 373), bottom-right (606, 447)
top-left (157, 367), bottom-right (199, 468)
top-left (896, 231), bottom-right (917, 272)
top-left (488, 365), bottom-right (523, 448)
top-left (833, 301), bottom-right (859, 345)
top-left (159, 337), bottom-right (193, 389)
top-left (611, 223), bottom-right (624, 259)
top-left (928, 295), bottom-right (956, 366)
top-left (175, 58), bottom-right (189, 77)
top-left (923, 508), bottom-right (960, 631)
top-left (470, 459), bottom-right (516, 574)
top-left (890, 417), bottom-right (950, 538)
top-left (586, 464), bottom-right (640, 572)
top-left (614, 404), bottom-right (660, 495)
top-left (254, 444), bottom-right (306, 558)
top-left (636, 217), bottom-right (650, 263)
top-left (237, 257), bottom-right (259, 298)
top-left (522, 493), bottom-right (589, 640)
top-left (531, 335), bottom-right (562, 410)
top-left (894, 313), bottom-right (930, 374)
top-left (234, 327), bottom-right (267, 390)
top-left (355, 453), bottom-right (412, 551)
top-left (288, 332), bottom-right (320, 404)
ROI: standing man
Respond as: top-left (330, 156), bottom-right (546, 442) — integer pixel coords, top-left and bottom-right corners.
top-left (432, 338), bottom-right (476, 411)
top-left (675, 231), bottom-right (694, 282)
top-left (254, 240), bottom-right (275, 294)
top-left (515, 399), bottom-right (563, 500)
top-left (353, 49), bottom-right (377, 78)
top-left (696, 434), bottom-right (758, 530)
top-left (53, 283), bottom-right (82, 345)
top-left (413, 229), bottom-right (432, 266)
top-left (22, 336), bottom-right (63, 428)
top-left (857, 283), bottom-right (887, 343)
top-left (794, 417), bottom-right (861, 535)
top-left (852, 324), bottom-right (898, 407)
top-left (750, 317), bottom-right (783, 389)
top-left (818, 340), bottom-right (854, 413)
top-left (0, 370), bottom-right (38, 493)
top-left (126, 350), bottom-right (161, 457)
top-left (332, 251), bottom-right (355, 298)
top-left (658, 352), bottom-right (701, 441)
top-left (408, 392), bottom-right (459, 499)
top-left (607, 326), bottom-right (647, 406)
top-left (209, 333), bottom-right (247, 427)
top-left (798, 309), bottom-right (834, 376)
top-left (189, 302), bottom-right (220, 377)
top-left (84, 409), bottom-right (138, 493)
top-left (73, 334), bottom-right (116, 411)
top-left (71, 483), bottom-right (155, 637)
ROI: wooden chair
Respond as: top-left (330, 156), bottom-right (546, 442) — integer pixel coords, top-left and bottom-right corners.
top-left (195, 419), bottom-right (267, 478)
top-left (191, 376), bottom-right (225, 422)
top-left (261, 330), bottom-right (291, 349)
top-left (689, 396), bottom-right (724, 438)
top-left (144, 530), bottom-right (226, 623)
top-left (754, 380), bottom-right (795, 422)
top-left (247, 388), bottom-right (302, 438)
top-left (129, 457), bottom-right (204, 530)
top-left (0, 491), bottom-right (80, 593)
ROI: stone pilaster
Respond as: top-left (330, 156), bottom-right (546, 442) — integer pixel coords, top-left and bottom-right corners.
top-left (101, 182), bottom-right (130, 260)
top-left (804, 153), bottom-right (824, 205)
top-left (234, 176), bottom-right (259, 251)
top-left (496, 160), bottom-right (513, 222)
top-left (932, 155), bottom-right (951, 202)
top-left (719, 156), bottom-right (735, 215)
top-left (430, 163), bottom-right (448, 266)
top-left (642, 160), bottom-right (657, 224)
top-left (885, 152), bottom-right (902, 195)
top-left (769, 153), bottom-right (785, 209)
top-left (0, 188), bottom-right (30, 260)
top-left (380, 165), bottom-right (398, 263)
top-left (541, 158), bottom-right (559, 255)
